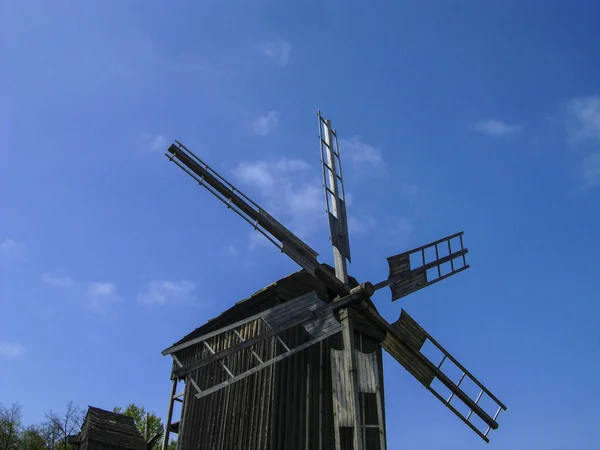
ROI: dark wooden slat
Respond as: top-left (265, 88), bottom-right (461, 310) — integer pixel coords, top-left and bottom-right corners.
top-left (398, 310), bottom-right (507, 411)
top-left (195, 327), bottom-right (342, 399)
top-left (173, 287), bottom-right (367, 379)
top-left (357, 302), bottom-right (505, 438)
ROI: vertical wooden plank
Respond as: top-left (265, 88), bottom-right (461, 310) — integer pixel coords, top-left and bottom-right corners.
top-left (318, 341), bottom-right (324, 450)
top-left (161, 379), bottom-right (177, 450)
top-left (373, 352), bottom-right (387, 450)
top-left (305, 356), bottom-right (311, 449)
top-left (331, 349), bottom-right (341, 450)
top-left (340, 311), bottom-right (363, 450)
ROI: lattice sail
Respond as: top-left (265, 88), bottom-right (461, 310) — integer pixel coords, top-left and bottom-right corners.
top-left (318, 112), bottom-right (351, 263)
top-left (383, 310), bottom-right (506, 442)
top-left (375, 232), bottom-right (469, 301)
top-left (165, 140), bottom-right (349, 297)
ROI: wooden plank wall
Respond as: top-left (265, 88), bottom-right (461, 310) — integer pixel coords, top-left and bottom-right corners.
top-left (175, 329), bottom-right (385, 450)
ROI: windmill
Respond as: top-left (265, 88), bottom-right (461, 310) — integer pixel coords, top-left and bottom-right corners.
top-left (160, 112), bottom-right (506, 450)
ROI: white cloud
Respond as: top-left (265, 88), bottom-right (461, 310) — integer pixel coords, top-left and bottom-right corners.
top-left (582, 152), bottom-right (600, 186)
top-left (248, 231), bottom-right (272, 251)
top-left (43, 272), bottom-right (120, 313)
top-left (252, 111), bottom-right (280, 136)
top-left (339, 136), bottom-right (383, 167)
top-left (233, 158), bottom-right (324, 240)
top-left (344, 192), bottom-right (354, 207)
top-left (234, 158), bottom-right (309, 188)
top-left (137, 280), bottom-right (196, 306)
top-left (226, 245), bottom-right (239, 257)
top-left (0, 238), bottom-right (25, 259)
top-left (566, 96), bottom-right (600, 187)
top-left (150, 134), bottom-right (168, 152)
top-left (567, 95), bottom-right (600, 142)
top-left (86, 282), bottom-right (121, 311)
top-left (42, 273), bottom-right (75, 288)
top-left (140, 133), bottom-right (168, 152)
top-left (0, 342), bottom-right (26, 359)
top-left (348, 216), bottom-right (376, 235)
top-left (474, 119), bottom-right (523, 137)
top-left (260, 40), bottom-right (291, 66)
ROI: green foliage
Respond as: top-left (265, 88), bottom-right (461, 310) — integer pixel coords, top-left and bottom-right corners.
top-left (1, 401), bottom-right (170, 450)
top-left (19, 426), bottom-right (46, 450)
top-left (44, 402), bottom-right (82, 450)
top-left (0, 402), bottom-right (22, 450)
top-left (113, 403), bottom-right (162, 440)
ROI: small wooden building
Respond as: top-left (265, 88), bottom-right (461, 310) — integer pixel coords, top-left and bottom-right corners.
top-left (68, 406), bottom-right (148, 450)
top-left (164, 265), bottom-right (387, 450)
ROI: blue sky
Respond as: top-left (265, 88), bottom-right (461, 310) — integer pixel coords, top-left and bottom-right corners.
top-left (2, 1), bottom-right (600, 448)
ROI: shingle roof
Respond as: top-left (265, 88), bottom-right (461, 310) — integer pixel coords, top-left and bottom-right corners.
top-left (81, 406), bottom-right (147, 450)
top-left (169, 264), bottom-right (359, 349)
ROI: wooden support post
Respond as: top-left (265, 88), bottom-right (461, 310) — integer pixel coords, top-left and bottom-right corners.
top-left (162, 379), bottom-right (178, 450)
top-left (318, 341), bottom-right (324, 450)
top-left (323, 117), bottom-right (364, 450)
top-left (339, 309), bottom-right (363, 450)
top-left (145, 412), bottom-right (150, 441)
top-left (306, 359), bottom-right (311, 450)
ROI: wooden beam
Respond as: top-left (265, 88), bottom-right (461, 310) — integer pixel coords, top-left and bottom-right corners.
top-left (161, 379), bottom-right (178, 450)
top-left (194, 326), bottom-right (342, 399)
top-left (173, 286), bottom-right (369, 378)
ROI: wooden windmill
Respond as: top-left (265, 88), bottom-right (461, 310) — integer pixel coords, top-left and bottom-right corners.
top-left (160, 112), bottom-right (506, 450)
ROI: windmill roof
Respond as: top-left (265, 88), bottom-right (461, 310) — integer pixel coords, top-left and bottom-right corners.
top-left (170, 264), bottom-right (359, 349)
top-left (75, 406), bottom-right (147, 450)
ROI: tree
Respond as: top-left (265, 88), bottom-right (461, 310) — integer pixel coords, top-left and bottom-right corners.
top-left (43, 402), bottom-right (83, 450)
top-left (113, 404), bottom-right (162, 440)
top-left (19, 425), bottom-right (46, 450)
top-left (0, 403), bottom-right (22, 450)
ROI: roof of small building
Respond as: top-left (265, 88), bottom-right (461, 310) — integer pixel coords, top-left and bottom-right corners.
top-left (74, 406), bottom-right (147, 450)
top-left (169, 264), bottom-right (360, 349)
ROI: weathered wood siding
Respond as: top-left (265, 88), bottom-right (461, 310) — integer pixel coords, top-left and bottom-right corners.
top-left (174, 329), bottom-right (384, 450)
top-left (82, 440), bottom-right (135, 450)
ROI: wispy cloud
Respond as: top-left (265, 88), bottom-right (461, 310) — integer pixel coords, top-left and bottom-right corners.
top-left (86, 282), bottom-right (121, 312)
top-left (42, 273), bottom-right (75, 288)
top-left (582, 152), bottom-right (600, 187)
top-left (339, 136), bottom-right (383, 167)
top-left (400, 183), bottom-right (422, 200)
top-left (566, 95), bottom-right (600, 187)
top-left (42, 272), bottom-right (120, 313)
top-left (137, 280), bottom-right (196, 306)
top-left (260, 40), bottom-right (291, 66)
top-left (348, 216), bottom-right (376, 235)
top-left (252, 111), bottom-right (280, 136)
top-left (474, 119), bottom-right (523, 137)
top-left (141, 133), bottom-right (168, 152)
top-left (0, 238), bottom-right (25, 259)
top-left (566, 95), bottom-right (600, 142)
top-left (233, 158), bottom-right (323, 240)
top-left (226, 245), bottom-right (239, 257)
top-left (0, 342), bottom-right (26, 359)
top-left (171, 59), bottom-right (219, 78)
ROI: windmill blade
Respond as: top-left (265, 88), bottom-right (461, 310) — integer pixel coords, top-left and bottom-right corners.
top-left (163, 284), bottom-right (372, 399)
top-left (318, 112), bottom-right (351, 265)
top-left (374, 231), bottom-right (470, 301)
top-left (357, 304), bottom-right (506, 443)
top-left (165, 141), bottom-right (348, 296)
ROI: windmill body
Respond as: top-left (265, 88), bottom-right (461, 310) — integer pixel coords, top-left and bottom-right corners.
top-left (160, 113), bottom-right (506, 450)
